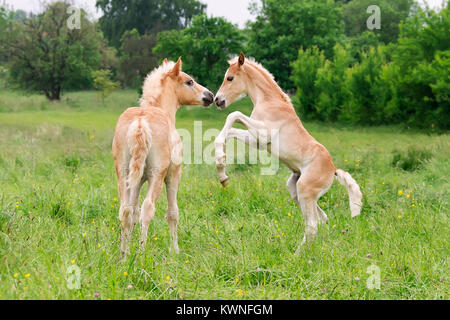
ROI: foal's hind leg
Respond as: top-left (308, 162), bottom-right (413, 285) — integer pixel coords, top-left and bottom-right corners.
top-left (287, 173), bottom-right (300, 205)
top-left (140, 169), bottom-right (166, 249)
top-left (294, 163), bottom-right (335, 254)
top-left (165, 164), bottom-right (181, 254)
top-left (120, 179), bottom-right (143, 254)
top-left (287, 173), bottom-right (327, 225)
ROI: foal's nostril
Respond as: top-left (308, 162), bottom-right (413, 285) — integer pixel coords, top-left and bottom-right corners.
top-left (203, 91), bottom-right (214, 105)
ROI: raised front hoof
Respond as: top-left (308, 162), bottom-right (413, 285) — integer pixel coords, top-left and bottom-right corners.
top-left (220, 178), bottom-right (229, 187)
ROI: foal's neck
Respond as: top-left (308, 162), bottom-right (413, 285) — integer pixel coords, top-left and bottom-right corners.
top-left (143, 86), bottom-right (179, 124)
top-left (244, 65), bottom-right (293, 110)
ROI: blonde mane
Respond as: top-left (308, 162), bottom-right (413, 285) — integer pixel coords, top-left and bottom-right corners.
top-left (228, 56), bottom-right (292, 106)
top-left (139, 61), bottom-right (176, 108)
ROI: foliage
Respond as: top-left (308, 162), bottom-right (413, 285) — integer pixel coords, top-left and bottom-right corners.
top-left (96, 0), bottom-right (206, 48)
top-left (387, 5), bottom-right (450, 130)
top-left (342, 0), bottom-right (414, 44)
top-left (154, 15), bottom-right (245, 91)
top-left (291, 4), bottom-right (449, 130)
top-left (347, 31), bottom-right (381, 62)
top-left (92, 69), bottom-right (120, 104)
top-left (1, 2), bottom-right (102, 100)
top-left (291, 47), bottom-right (326, 119)
top-left (342, 46), bottom-right (392, 125)
top-left (247, 0), bottom-right (345, 90)
top-left (0, 6), bottom-right (10, 63)
top-left (0, 65), bottom-right (7, 89)
top-left (118, 29), bottom-right (159, 89)
top-left (314, 44), bottom-right (352, 122)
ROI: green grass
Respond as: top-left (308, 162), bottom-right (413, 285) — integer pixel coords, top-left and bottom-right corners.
top-left (0, 90), bottom-right (448, 300)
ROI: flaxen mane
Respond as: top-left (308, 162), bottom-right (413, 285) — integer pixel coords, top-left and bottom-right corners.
top-left (139, 61), bottom-right (176, 108)
top-left (229, 56), bottom-right (292, 106)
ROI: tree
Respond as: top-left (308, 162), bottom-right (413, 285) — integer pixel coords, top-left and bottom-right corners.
top-left (247, 0), bottom-right (345, 90)
top-left (2, 2), bottom-right (102, 100)
top-left (154, 15), bottom-right (245, 91)
top-left (0, 6), bottom-right (8, 62)
top-left (92, 69), bottom-right (120, 104)
top-left (118, 29), bottom-right (159, 88)
top-left (387, 5), bottom-right (450, 130)
top-left (342, 0), bottom-right (414, 44)
top-left (96, 0), bottom-right (206, 48)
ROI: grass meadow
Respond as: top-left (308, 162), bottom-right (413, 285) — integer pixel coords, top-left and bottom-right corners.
top-left (0, 89), bottom-right (448, 300)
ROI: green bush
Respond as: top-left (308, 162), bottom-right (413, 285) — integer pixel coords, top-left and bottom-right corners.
top-left (387, 6), bottom-right (450, 130)
top-left (92, 69), bottom-right (120, 104)
top-left (314, 44), bottom-right (352, 122)
top-left (291, 46), bottom-right (326, 119)
top-left (342, 46), bottom-right (392, 125)
top-left (290, 4), bottom-right (449, 131)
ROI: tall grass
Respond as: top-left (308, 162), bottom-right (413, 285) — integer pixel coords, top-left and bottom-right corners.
top-left (0, 90), bottom-right (448, 299)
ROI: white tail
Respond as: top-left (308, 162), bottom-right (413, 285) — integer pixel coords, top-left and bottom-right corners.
top-left (127, 119), bottom-right (152, 190)
top-left (335, 169), bottom-right (363, 217)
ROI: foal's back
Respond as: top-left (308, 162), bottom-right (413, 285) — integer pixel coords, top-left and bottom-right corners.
top-left (113, 106), bottom-right (173, 174)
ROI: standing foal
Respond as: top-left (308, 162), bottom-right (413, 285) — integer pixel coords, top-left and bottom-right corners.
top-left (113, 58), bottom-right (214, 254)
top-left (214, 53), bottom-right (362, 254)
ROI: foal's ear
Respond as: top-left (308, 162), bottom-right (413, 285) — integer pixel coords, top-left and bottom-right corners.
top-left (238, 52), bottom-right (245, 67)
top-left (169, 56), bottom-right (182, 78)
top-left (162, 58), bottom-right (168, 65)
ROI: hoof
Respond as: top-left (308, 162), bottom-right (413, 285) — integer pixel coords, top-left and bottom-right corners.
top-left (220, 178), bottom-right (229, 187)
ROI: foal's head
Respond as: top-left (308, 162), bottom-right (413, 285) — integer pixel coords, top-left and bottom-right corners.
top-left (214, 52), bottom-right (248, 109)
top-left (165, 57), bottom-right (214, 107)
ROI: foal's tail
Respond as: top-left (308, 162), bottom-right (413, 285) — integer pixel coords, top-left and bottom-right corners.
top-left (127, 119), bottom-right (152, 190)
top-left (335, 169), bottom-right (363, 218)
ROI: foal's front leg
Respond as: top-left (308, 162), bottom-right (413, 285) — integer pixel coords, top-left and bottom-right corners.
top-left (214, 112), bottom-right (268, 186)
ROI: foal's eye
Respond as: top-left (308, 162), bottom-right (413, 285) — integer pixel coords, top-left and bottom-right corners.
top-left (227, 76), bottom-right (234, 82)
top-left (186, 80), bottom-right (194, 86)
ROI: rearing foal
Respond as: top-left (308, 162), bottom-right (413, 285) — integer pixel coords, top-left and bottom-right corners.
top-left (214, 53), bottom-right (362, 254)
top-left (113, 58), bottom-right (214, 254)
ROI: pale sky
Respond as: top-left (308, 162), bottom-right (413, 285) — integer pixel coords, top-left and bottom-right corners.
top-left (1, 0), bottom-right (445, 28)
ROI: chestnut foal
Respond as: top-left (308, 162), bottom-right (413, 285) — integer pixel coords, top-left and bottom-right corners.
top-left (214, 53), bottom-right (362, 254)
top-left (113, 58), bottom-right (213, 254)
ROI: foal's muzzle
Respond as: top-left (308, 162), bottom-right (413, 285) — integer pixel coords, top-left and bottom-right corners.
top-left (202, 91), bottom-right (214, 107)
top-left (214, 96), bottom-right (226, 109)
